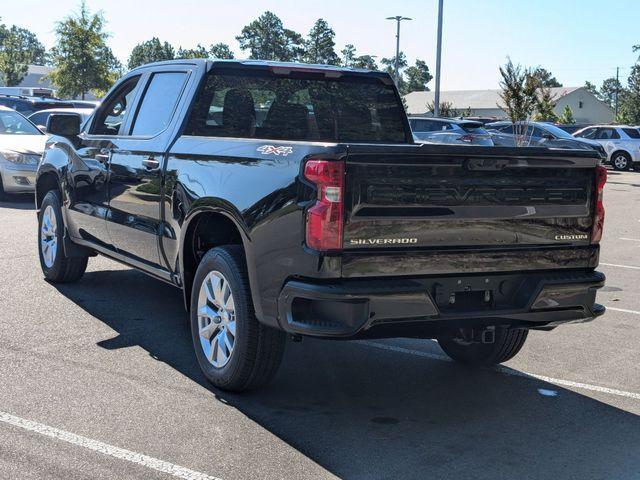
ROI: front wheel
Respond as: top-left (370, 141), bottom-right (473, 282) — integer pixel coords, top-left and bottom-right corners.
top-left (190, 245), bottom-right (286, 392)
top-left (437, 327), bottom-right (528, 365)
top-left (38, 190), bottom-right (88, 283)
top-left (611, 152), bottom-right (631, 171)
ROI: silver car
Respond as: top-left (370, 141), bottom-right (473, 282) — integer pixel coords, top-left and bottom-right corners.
top-left (0, 106), bottom-right (46, 198)
top-left (409, 117), bottom-right (494, 146)
top-left (573, 125), bottom-right (640, 171)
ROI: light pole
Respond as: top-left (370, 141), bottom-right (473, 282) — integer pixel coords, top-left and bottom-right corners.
top-left (386, 16), bottom-right (412, 83)
top-left (433, 0), bottom-right (444, 117)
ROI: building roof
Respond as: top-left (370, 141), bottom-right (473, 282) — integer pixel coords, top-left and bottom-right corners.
top-left (404, 87), bottom-right (583, 114)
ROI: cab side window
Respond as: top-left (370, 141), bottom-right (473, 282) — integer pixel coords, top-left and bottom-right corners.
top-left (130, 72), bottom-right (188, 136)
top-left (91, 76), bottom-right (140, 135)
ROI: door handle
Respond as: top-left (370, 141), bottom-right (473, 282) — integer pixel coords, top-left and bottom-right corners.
top-left (142, 157), bottom-right (161, 171)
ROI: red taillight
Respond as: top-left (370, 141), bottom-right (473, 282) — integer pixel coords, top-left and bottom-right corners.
top-left (304, 159), bottom-right (344, 251)
top-left (591, 165), bottom-right (607, 244)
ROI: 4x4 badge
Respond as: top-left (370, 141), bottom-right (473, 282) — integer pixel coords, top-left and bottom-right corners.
top-left (257, 145), bottom-right (293, 156)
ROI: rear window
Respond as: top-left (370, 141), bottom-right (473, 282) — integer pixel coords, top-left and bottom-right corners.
top-left (459, 123), bottom-right (487, 134)
top-left (185, 70), bottom-right (407, 143)
top-left (623, 128), bottom-right (640, 139)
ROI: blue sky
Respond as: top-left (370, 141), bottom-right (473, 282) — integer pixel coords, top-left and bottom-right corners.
top-left (2, 0), bottom-right (639, 90)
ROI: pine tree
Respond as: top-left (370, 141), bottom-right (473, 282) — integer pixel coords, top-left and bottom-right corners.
top-left (127, 37), bottom-right (175, 69)
top-left (176, 44), bottom-right (209, 59)
top-left (304, 19), bottom-right (339, 65)
top-left (402, 59), bottom-right (433, 94)
top-left (533, 85), bottom-right (558, 122)
top-left (599, 77), bottom-right (625, 109)
top-left (341, 44), bottom-right (356, 67)
top-left (209, 43), bottom-right (234, 59)
top-left (48, 2), bottom-right (121, 99)
top-left (584, 81), bottom-right (598, 96)
top-left (236, 11), bottom-right (303, 62)
top-left (352, 55), bottom-right (378, 70)
top-left (531, 67), bottom-right (562, 87)
top-left (558, 105), bottom-right (575, 124)
top-left (619, 64), bottom-right (640, 124)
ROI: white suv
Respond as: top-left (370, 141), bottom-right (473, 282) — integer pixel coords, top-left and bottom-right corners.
top-left (574, 125), bottom-right (640, 171)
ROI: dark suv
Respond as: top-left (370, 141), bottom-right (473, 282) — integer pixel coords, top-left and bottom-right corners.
top-left (0, 95), bottom-right (75, 117)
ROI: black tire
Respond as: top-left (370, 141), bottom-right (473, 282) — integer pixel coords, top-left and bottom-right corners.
top-left (0, 176), bottom-right (7, 201)
top-left (437, 327), bottom-right (528, 366)
top-left (190, 245), bottom-right (286, 392)
top-left (38, 190), bottom-right (88, 283)
top-left (611, 151), bottom-right (631, 171)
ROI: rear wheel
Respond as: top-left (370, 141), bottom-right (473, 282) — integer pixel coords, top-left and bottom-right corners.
top-left (38, 190), bottom-right (88, 282)
top-left (611, 152), bottom-right (631, 171)
top-left (437, 327), bottom-right (528, 365)
top-left (190, 245), bottom-right (286, 392)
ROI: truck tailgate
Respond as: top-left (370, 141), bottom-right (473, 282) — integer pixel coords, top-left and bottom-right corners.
top-left (343, 145), bottom-right (599, 256)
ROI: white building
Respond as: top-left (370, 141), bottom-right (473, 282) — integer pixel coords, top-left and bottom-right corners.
top-left (18, 65), bottom-right (54, 89)
top-left (404, 87), bottom-right (614, 124)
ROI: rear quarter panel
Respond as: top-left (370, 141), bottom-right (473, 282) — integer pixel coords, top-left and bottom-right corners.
top-left (163, 136), bottom-right (346, 325)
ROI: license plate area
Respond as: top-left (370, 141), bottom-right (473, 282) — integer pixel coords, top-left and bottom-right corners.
top-left (433, 276), bottom-right (522, 313)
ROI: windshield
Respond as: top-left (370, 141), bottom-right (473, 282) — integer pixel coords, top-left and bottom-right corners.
top-left (542, 124), bottom-right (574, 139)
top-left (0, 110), bottom-right (42, 135)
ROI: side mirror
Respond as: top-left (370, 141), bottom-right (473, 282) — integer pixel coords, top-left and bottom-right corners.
top-left (46, 113), bottom-right (80, 137)
top-left (541, 132), bottom-right (554, 140)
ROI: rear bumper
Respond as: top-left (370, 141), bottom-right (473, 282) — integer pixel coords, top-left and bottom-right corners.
top-left (277, 270), bottom-right (605, 338)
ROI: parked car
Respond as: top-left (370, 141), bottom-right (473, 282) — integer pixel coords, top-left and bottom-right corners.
top-left (409, 117), bottom-right (493, 145)
top-left (0, 86), bottom-right (55, 98)
top-left (0, 106), bottom-right (46, 199)
top-left (37, 59), bottom-right (606, 392)
top-left (457, 116), bottom-right (500, 125)
top-left (0, 95), bottom-right (75, 117)
top-left (554, 123), bottom-right (591, 135)
top-left (70, 100), bottom-right (101, 109)
top-left (486, 121), bottom-right (605, 156)
top-left (573, 125), bottom-right (640, 171)
top-left (28, 108), bottom-right (95, 132)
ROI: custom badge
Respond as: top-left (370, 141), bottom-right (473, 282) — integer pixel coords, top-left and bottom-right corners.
top-left (257, 145), bottom-right (293, 156)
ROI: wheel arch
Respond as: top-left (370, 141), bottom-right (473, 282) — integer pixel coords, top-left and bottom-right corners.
top-left (35, 169), bottom-right (62, 210)
top-left (179, 206), bottom-right (254, 314)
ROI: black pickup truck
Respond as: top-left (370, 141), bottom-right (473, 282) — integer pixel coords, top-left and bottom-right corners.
top-left (36, 59), bottom-right (606, 391)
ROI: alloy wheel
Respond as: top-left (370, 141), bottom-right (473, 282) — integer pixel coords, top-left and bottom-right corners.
top-left (40, 205), bottom-right (58, 268)
top-left (197, 270), bottom-right (237, 368)
top-left (614, 155), bottom-right (629, 170)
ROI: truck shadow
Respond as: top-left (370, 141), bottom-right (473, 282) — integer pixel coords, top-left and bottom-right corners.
top-left (54, 268), bottom-right (640, 480)
top-left (0, 194), bottom-right (35, 210)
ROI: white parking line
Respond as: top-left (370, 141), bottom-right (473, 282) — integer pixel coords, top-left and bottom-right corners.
top-left (619, 238), bottom-right (640, 242)
top-left (0, 411), bottom-right (221, 480)
top-left (606, 306), bottom-right (640, 315)
top-left (358, 341), bottom-right (640, 401)
top-left (600, 262), bottom-right (640, 270)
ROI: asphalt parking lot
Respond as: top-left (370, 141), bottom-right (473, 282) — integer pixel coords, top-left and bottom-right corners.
top-left (0, 169), bottom-right (639, 480)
